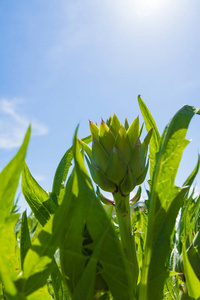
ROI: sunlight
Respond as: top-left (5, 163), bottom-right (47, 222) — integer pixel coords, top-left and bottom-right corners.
top-left (113, 0), bottom-right (169, 20)
top-left (134, 0), bottom-right (168, 17)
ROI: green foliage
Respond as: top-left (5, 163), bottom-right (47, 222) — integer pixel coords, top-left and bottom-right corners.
top-left (60, 131), bottom-right (134, 300)
top-left (139, 104), bottom-right (199, 300)
top-left (0, 99), bottom-right (199, 299)
top-left (138, 95), bottom-right (160, 180)
top-left (22, 162), bottom-right (57, 226)
top-left (0, 126), bottom-right (30, 224)
top-left (52, 135), bottom-right (92, 201)
top-left (0, 127), bottom-right (31, 299)
top-left (182, 243), bottom-right (200, 299)
top-left (20, 211), bottom-right (31, 270)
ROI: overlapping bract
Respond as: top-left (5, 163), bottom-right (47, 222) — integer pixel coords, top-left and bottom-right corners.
top-left (80, 114), bottom-right (152, 195)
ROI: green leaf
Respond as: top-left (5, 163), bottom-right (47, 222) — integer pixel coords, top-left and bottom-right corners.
top-left (0, 213), bottom-right (22, 299)
top-left (27, 284), bottom-right (52, 300)
top-left (124, 118), bottom-right (129, 130)
top-left (139, 105), bottom-right (198, 300)
top-left (130, 186), bottom-right (142, 204)
top-left (0, 126), bottom-right (31, 224)
top-left (16, 138), bottom-right (97, 297)
top-left (183, 154), bottom-right (200, 188)
top-left (96, 186), bottom-right (115, 206)
top-left (182, 244), bottom-right (200, 299)
top-left (196, 107), bottom-right (200, 114)
top-left (0, 214), bottom-right (21, 280)
top-left (51, 258), bottom-right (69, 300)
top-left (0, 283), bottom-right (3, 299)
top-left (20, 211), bottom-right (31, 270)
top-left (193, 195), bottom-right (200, 233)
top-left (15, 215), bottom-right (56, 296)
top-left (142, 128), bottom-right (153, 158)
top-left (163, 275), bottom-right (179, 300)
top-left (138, 95), bottom-right (160, 180)
top-left (73, 235), bottom-right (103, 300)
top-left (0, 254), bottom-right (21, 300)
top-left (60, 129), bottom-right (135, 300)
top-left (52, 135), bottom-right (91, 197)
top-left (52, 147), bottom-right (73, 196)
top-left (0, 128), bottom-right (30, 299)
top-left (175, 156), bottom-right (200, 253)
top-left (15, 197), bottom-right (73, 296)
top-left (22, 163), bottom-right (53, 226)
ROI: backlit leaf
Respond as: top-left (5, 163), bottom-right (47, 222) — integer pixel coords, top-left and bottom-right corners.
top-left (138, 95), bottom-right (160, 180)
top-left (22, 163), bottom-right (54, 226)
top-left (182, 244), bottom-right (200, 299)
top-left (60, 129), bottom-right (135, 300)
top-left (20, 211), bottom-right (31, 270)
top-left (139, 105), bottom-right (198, 300)
top-left (52, 135), bottom-right (91, 197)
top-left (0, 126), bottom-right (30, 224)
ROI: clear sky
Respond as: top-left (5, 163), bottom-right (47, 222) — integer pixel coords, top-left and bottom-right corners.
top-left (0, 0), bottom-right (200, 212)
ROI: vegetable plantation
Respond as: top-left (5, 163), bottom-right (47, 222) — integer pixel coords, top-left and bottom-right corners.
top-left (0, 96), bottom-right (200, 300)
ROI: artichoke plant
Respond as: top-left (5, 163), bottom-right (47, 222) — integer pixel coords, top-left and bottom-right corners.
top-left (80, 114), bottom-right (152, 298)
top-left (80, 114), bottom-right (152, 197)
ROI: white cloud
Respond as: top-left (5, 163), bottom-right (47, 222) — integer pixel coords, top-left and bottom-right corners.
top-left (0, 98), bottom-right (48, 149)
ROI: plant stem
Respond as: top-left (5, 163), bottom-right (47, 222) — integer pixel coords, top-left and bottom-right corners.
top-left (113, 191), bottom-right (139, 296)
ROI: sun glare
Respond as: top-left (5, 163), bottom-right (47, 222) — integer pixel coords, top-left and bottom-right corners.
top-left (114, 0), bottom-right (169, 20)
top-left (134, 0), bottom-right (168, 17)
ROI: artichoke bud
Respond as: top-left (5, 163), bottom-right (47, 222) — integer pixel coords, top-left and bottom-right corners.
top-left (120, 166), bottom-right (137, 196)
top-left (109, 114), bottom-right (121, 137)
top-left (92, 138), bottom-right (109, 173)
top-left (82, 115), bottom-right (152, 195)
top-left (99, 120), bottom-right (115, 155)
top-left (115, 126), bottom-right (132, 163)
top-left (106, 147), bottom-right (127, 185)
top-left (106, 116), bottom-right (112, 127)
top-left (93, 166), bottom-right (117, 193)
top-left (129, 139), bottom-right (145, 178)
top-left (89, 121), bottom-right (99, 141)
top-left (127, 117), bottom-right (140, 147)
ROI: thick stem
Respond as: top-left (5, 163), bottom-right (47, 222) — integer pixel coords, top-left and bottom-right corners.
top-left (113, 191), bottom-right (139, 296)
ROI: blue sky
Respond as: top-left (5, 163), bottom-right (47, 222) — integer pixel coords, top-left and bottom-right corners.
top-left (0, 0), bottom-right (200, 211)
